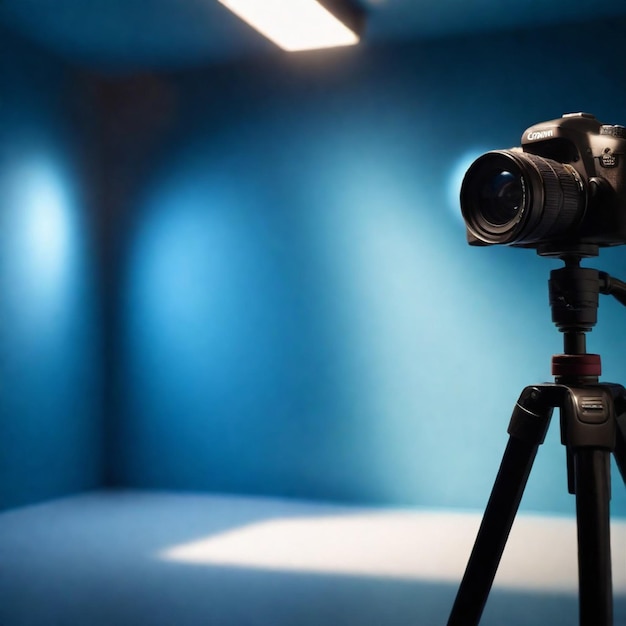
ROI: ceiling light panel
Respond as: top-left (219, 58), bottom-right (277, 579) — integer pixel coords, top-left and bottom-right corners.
top-left (218, 0), bottom-right (361, 52)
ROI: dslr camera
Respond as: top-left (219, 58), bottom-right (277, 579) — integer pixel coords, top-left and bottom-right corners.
top-left (460, 112), bottom-right (626, 256)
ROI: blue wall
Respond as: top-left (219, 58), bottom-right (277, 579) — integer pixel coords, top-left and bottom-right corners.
top-left (0, 28), bottom-right (102, 510)
top-left (1, 9), bottom-right (624, 520)
top-left (112, 18), bottom-right (626, 517)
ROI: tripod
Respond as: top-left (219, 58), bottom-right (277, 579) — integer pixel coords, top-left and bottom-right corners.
top-left (447, 253), bottom-right (626, 626)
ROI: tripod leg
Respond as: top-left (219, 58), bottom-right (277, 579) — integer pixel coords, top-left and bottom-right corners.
top-left (574, 448), bottom-right (613, 626)
top-left (615, 411), bottom-right (626, 483)
top-left (447, 387), bottom-right (553, 626)
top-left (612, 388), bottom-right (626, 484)
top-left (561, 384), bottom-right (620, 626)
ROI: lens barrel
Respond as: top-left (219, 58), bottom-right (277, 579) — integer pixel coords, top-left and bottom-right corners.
top-left (460, 150), bottom-right (585, 245)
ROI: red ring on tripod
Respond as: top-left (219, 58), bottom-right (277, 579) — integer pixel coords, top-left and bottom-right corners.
top-left (551, 354), bottom-right (602, 377)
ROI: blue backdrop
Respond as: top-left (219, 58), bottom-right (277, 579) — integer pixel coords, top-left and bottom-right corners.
top-left (2, 16), bottom-right (626, 517)
top-left (110, 20), bottom-right (626, 516)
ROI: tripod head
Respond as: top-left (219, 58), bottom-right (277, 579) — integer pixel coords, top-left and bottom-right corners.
top-left (547, 249), bottom-right (626, 379)
top-left (549, 255), bottom-right (626, 333)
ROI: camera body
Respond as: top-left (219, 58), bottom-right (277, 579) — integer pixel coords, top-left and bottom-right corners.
top-left (461, 112), bottom-right (626, 256)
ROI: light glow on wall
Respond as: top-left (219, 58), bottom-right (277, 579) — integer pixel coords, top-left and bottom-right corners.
top-left (447, 149), bottom-right (488, 223)
top-left (2, 150), bottom-right (77, 308)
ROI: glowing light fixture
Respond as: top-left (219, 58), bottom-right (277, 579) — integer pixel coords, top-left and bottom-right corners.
top-left (217, 0), bottom-right (363, 52)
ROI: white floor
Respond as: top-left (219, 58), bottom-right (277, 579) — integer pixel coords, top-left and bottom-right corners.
top-left (0, 490), bottom-right (624, 625)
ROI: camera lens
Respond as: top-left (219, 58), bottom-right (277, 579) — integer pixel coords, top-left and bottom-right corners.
top-left (460, 150), bottom-right (585, 245)
top-left (479, 170), bottom-right (524, 226)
